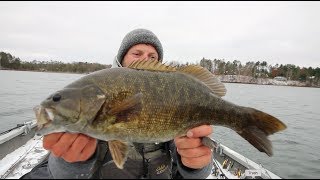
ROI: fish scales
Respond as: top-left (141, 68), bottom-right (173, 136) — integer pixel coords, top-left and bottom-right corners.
top-left (80, 68), bottom-right (217, 142)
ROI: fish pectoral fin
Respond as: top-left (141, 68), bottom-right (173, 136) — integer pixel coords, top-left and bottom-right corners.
top-left (108, 140), bottom-right (129, 169)
top-left (177, 65), bottom-right (226, 97)
top-left (108, 92), bottom-right (143, 116)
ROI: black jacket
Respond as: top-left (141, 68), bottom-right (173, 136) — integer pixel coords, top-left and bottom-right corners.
top-left (21, 140), bottom-right (213, 179)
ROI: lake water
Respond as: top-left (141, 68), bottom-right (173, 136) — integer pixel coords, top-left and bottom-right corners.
top-left (0, 70), bottom-right (319, 179)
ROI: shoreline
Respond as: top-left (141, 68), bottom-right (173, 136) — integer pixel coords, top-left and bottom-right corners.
top-left (1, 68), bottom-right (319, 88)
top-left (0, 68), bottom-right (86, 75)
top-left (221, 81), bottom-right (317, 88)
top-left (217, 75), bottom-right (319, 88)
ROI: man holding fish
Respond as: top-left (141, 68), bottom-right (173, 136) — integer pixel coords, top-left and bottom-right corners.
top-left (22, 28), bottom-right (214, 179)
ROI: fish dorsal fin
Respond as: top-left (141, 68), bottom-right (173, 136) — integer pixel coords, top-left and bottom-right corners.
top-left (178, 65), bottom-right (227, 97)
top-left (127, 60), bottom-right (226, 97)
top-left (108, 140), bottom-right (129, 169)
top-left (128, 59), bottom-right (176, 72)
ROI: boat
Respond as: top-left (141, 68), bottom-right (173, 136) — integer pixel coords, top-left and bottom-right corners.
top-left (206, 140), bottom-right (281, 179)
top-left (0, 120), bottom-right (282, 179)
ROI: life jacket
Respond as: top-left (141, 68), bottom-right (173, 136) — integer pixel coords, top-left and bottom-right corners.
top-left (91, 140), bottom-right (174, 179)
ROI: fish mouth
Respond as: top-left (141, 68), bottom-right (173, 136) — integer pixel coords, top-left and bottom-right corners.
top-left (33, 105), bottom-right (55, 130)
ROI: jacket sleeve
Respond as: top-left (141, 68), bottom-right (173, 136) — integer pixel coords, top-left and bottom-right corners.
top-left (169, 140), bottom-right (213, 179)
top-left (47, 152), bottom-right (98, 179)
top-left (47, 141), bottom-right (108, 179)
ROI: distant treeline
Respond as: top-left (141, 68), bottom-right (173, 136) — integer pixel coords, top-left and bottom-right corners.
top-left (1, 51), bottom-right (319, 84)
top-left (168, 58), bottom-right (320, 83)
top-left (0, 52), bottom-right (110, 73)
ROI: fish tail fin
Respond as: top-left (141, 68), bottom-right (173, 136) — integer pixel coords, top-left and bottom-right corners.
top-left (237, 107), bottom-right (287, 156)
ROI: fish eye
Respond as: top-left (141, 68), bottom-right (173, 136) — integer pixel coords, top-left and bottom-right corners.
top-left (52, 94), bottom-right (61, 102)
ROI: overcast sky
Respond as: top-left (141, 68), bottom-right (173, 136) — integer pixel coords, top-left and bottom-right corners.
top-left (1, 1), bottom-right (319, 68)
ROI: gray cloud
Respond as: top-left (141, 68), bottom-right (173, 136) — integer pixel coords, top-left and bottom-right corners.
top-left (0, 1), bottom-right (319, 68)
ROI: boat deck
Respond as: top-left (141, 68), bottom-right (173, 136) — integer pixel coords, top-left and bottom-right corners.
top-left (0, 135), bottom-right (49, 179)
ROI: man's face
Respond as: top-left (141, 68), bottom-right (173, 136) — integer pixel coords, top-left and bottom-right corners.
top-left (122, 44), bottom-right (159, 67)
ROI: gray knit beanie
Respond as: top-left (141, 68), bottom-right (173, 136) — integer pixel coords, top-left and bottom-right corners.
top-left (116, 28), bottom-right (163, 64)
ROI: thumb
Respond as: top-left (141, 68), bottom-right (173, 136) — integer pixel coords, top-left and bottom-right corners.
top-left (187, 125), bottom-right (213, 138)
